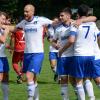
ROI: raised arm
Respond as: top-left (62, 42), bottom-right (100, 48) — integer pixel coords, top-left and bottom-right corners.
top-left (75, 16), bottom-right (97, 26)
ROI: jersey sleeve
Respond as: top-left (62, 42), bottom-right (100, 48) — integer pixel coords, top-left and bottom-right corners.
top-left (16, 20), bottom-right (25, 29)
top-left (39, 17), bottom-right (53, 26)
top-left (69, 25), bottom-right (77, 36)
top-left (95, 26), bottom-right (100, 37)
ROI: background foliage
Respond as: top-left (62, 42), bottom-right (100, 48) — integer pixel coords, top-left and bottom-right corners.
top-left (0, 0), bottom-right (100, 21)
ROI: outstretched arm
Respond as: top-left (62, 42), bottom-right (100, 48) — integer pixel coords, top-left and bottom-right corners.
top-left (75, 16), bottom-right (97, 26)
top-left (1, 25), bottom-right (16, 32)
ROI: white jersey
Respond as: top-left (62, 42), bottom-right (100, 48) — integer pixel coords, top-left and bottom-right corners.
top-left (47, 25), bottom-right (58, 52)
top-left (0, 29), bottom-right (6, 57)
top-left (54, 24), bottom-right (74, 57)
top-left (74, 22), bottom-right (96, 56)
top-left (94, 26), bottom-right (100, 60)
top-left (16, 16), bottom-right (52, 53)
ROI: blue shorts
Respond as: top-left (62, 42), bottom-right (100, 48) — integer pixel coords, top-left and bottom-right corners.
top-left (57, 57), bottom-right (73, 76)
top-left (93, 59), bottom-right (100, 78)
top-left (49, 52), bottom-right (58, 60)
top-left (0, 57), bottom-right (9, 73)
top-left (23, 53), bottom-right (44, 74)
top-left (70, 56), bottom-right (94, 78)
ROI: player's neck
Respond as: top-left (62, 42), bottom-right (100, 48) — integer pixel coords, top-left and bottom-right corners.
top-left (63, 20), bottom-right (71, 26)
top-left (27, 16), bottom-right (34, 22)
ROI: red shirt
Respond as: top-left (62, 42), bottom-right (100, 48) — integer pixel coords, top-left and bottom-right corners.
top-left (12, 29), bottom-right (25, 52)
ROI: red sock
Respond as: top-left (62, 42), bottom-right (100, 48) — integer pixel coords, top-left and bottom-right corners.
top-left (13, 63), bottom-right (22, 76)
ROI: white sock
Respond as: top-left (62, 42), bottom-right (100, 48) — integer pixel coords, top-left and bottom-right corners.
top-left (1, 82), bottom-right (9, 100)
top-left (76, 84), bottom-right (85, 100)
top-left (61, 84), bottom-right (69, 100)
top-left (52, 66), bottom-right (57, 73)
top-left (34, 83), bottom-right (39, 100)
top-left (27, 81), bottom-right (35, 99)
top-left (84, 80), bottom-right (95, 100)
top-left (28, 96), bottom-right (33, 100)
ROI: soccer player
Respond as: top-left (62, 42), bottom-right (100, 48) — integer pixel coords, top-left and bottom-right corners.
top-left (52, 8), bottom-right (76, 100)
top-left (10, 27), bottom-right (25, 84)
top-left (0, 11), bottom-right (10, 100)
top-left (70, 4), bottom-right (96, 100)
top-left (47, 17), bottom-right (60, 81)
top-left (92, 26), bottom-right (100, 88)
top-left (16, 4), bottom-right (54, 100)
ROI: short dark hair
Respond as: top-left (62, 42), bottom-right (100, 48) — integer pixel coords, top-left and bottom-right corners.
top-left (77, 4), bottom-right (90, 17)
top-left (60, 7), bottom-right (72, 16)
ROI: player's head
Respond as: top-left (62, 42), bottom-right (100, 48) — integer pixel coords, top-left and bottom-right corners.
top-left (52, 17), bottom-right (60, 26)
top-left (24, 4), bottom-right (35, 21)
top-left (5, 14), bottom-right (11, 25)
top-left (0, 11), bottom-right (7, 24)
top-left (77, 4), bottom-right (90, 18)
top-left (59, 7), bottom-right (72, 23)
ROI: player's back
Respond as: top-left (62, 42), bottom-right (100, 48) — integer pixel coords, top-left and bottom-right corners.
top-left (74, 22), bottom-right (96, 56)
top-left (13, 28), bottom-right (25, 51)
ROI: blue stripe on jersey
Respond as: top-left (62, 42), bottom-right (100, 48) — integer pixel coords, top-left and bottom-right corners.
top-left (97, 32), bottom-right (100, 37)
top-left (69, 31), bottom-right (77, 36)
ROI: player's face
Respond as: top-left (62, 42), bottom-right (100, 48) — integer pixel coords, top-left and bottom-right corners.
top-left (0, 15), bottom-right (6, 24)
top-left (53, 18), bottom-right (60, 26)
top-left (5, 18), bottom-right (11, 25)
top-left (24, 6), bottom-right (34, 21)
top-left (59, 12), bottom-right (71, 23)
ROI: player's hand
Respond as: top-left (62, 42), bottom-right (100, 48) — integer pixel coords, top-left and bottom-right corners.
top-left (51, 42), bottom-right (59, 50)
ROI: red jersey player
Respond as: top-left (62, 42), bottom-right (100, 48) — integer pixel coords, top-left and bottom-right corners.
top-left (10, 27), bottom-right (25, 83)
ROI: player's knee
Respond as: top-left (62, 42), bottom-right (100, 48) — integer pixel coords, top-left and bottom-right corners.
top-left (26, 71), bottom-right (35, 81)
top-left (60, 76), bottom-right (68, 84)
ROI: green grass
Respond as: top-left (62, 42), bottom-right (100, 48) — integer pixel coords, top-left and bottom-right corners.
top-left (0, 39), bottom-right (100, 100)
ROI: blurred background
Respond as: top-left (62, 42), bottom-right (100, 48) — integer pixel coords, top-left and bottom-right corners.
top-left (0, 0), bottom-right (100, 25)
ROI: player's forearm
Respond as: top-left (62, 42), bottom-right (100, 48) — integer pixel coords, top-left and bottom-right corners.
top-left (7, 25), bottom-right (15, 32)
top-left (59, 36), bottom-right (75, 54)
top-left (1, 25), bottom-right (15, 32)
top-left (81, 16), bottom-right (97, 23)
top-left (60, 42), bottom-right (73, 53)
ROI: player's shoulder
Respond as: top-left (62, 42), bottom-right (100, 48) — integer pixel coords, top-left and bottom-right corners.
top-left (55, 23), bottom-right (63, 31)
top-left (80, 22), bottom-right (96, 26)
top-left (35, 16), bottom-right (48, 20)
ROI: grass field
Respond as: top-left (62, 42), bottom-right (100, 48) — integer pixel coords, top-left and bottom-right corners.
top-left (0, 39), bottom-right (100, 100)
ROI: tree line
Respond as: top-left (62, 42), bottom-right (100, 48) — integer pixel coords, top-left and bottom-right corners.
top-left (0, 0), bottom-right (100, 21)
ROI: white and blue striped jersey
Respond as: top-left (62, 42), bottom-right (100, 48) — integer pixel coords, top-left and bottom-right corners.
top-left (0, 29), bottom-right (6, 57)
top-left (16, 16), bottom-right (52, 53)
top-left (73, 22), bottom-right (96, 56)
top-left (47, 25), bottom-right (58, 52)
top-left (94, 25), bottom-right (100, 60)
top-left (54, 24), bottom-right (75, 57)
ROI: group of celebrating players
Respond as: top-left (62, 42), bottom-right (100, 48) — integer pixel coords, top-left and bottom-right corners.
top-left (0, 3), bottom-right (100, 100)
